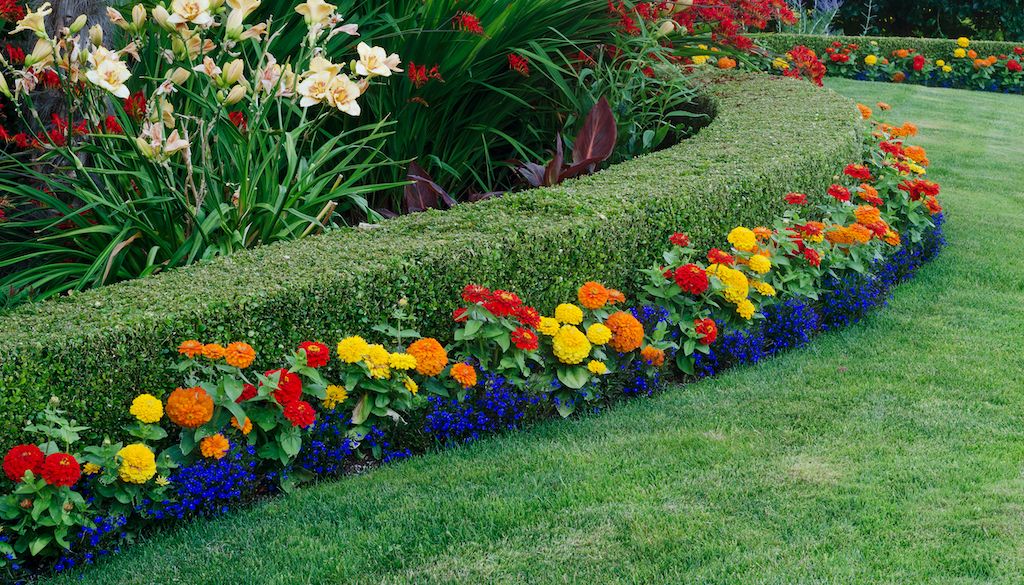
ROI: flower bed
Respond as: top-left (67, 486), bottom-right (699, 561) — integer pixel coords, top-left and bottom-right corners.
top-left (759, 33), bottom-right (1024, 93)
top-left (0, 100), bottom-right (945, 580)
top-left (0, 71), bottom-right (861, 451)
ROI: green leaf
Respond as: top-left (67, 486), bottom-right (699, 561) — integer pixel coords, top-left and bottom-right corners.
top-left (557, 366), bottom-right (590, 390)
top-left (29, 535), bottom-right (52, 556)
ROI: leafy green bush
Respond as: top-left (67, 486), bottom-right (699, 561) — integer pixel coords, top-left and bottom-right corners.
top-left (0, 73), bottom-right (862, 451)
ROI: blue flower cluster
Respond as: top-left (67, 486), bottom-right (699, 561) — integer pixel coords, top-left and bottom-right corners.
top-left (51, 515), bottom-right (129, 574)
top-left (425, 374), bottom-right (538, 445)
top-left (142, 445), bottom-right (261, 520)
top-left (297, 408), bottom-right (355, 476)
top-left (762, 298), bottom-right (821, 355)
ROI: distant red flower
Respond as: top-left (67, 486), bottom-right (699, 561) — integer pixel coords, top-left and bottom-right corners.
top-left (1015, 47), bottom-right (1024, 56)
top-left (41, 69), bottom-right (60, 89)
top-left (0, 0), bottom-right (25, 22)
top-left (124, 92), bottom-right (147, 121)
top-left (843, 164), bottom-right (872, 181)
top-left (669, 232), bottom-right (690, 247)
top-left (283, 400), bottom-right (316, 428)
top-left (407, 62), bottom-right (443, 88)
top-left (484, 289), bottom-right (521, 317)
top-left (461, 284), bottom-right (490, 304)
top-left (41, 453), bottom-right (80, 487)
top-left (3, 444), bottom-right (44, 482)
top-left (453, 11), bottom-right (484, 34)
top-left (1007, 60), bottom-right (1022, 73)
top-left (827, 184), bottom-right (851, 202)
top-left (694, 318), bottom-right (717, 345)
top-left (912, 54), bottom-right (925, 71)
top-left (298, 341), bottom-right (330, 368)
top-left (453, 307), bottom-right (468, 322)
top-left (104, 115), bottom-right (123, 134)
top-left (674, 263), bottom-right (709, 295)
top-left (707, 248), bottom-right (735, 265)
top-left (229, 111), bottom-right (247, 132)
top-left (802, 247), bottom-right (821, 267)
top-left (514, 305), bottom-right (541, 328)
top-left (508, 53), bottom-right (530, 76)
top-left (4, 44), bottom-right (24, 65)
top-left (783, 192), bottom-right (807, 205)
top-left (511, 327), bottom-right (539, 351)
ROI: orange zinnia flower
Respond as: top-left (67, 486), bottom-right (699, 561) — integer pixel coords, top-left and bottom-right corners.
top-left (577, 281), bottom-right (609, 310)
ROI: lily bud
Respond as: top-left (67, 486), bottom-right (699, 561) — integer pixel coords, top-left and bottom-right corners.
top-left (169, 66), bottom-right (190, 84)
top-left (222, 84), bottom-right (246, 105)
top-left (107, 6), bottom-right (129, 30)
top-left (132, 4), bottom-right (148, 30)
top-left (69, 14), bottom-right (87, 35)
top-left (657, 19), bottom-right (675, 37)
top-left (225, 9), bottom-right (244, 40)
top-left (89, 23), bottom-right (103, 46)
top-left (0, 72), bottom-right (12, 100)
top-left (152, 5), bottom-right (171, 30)
top-left (208, 0), bottom-right (225, 11)
top-left (222, 59), bottom-right (244, 85)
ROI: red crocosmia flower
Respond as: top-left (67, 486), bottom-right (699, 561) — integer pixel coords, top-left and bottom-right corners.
top-left (783, 192), bottom-right (807, 205)
top-left (0, 209), bottom-right (6, 223)
top-left (0, 0), bottom-right (25, 21)
top-left (461, 283), bottom-right (490, 304)
top-left (694, 318), bottom-right (717, 345)
top-left (41, 69), bottom-right (60, 89)
top-left (674, 263), bottom-right (709, 295)
top-left (669, 232), bottom-right (690, 247)
top-left (827, 184), bottom-right (851, 202)
top-left (237, 383), bottom-right (257, 403)
top-left (802, 247), bottom-right (821, 267)
top-left (0, 125), bottom-right (9, 142)
top-left (407, 62), bottom-right (442, 88)
top-left (41, 453), bottom-right (81, 487)
top-left (283, 400), bottom-right (316, 428)
top-left (104, 115), bottom-right (123, 134)
top-left (510, 327), bottom-right (540, 351)
top-left (3, 444), bottom-right (44, 482)
top-left (13, 133), bottom-right (29, 149)
top-left (453, 307), bottom-right (468, 322)
top-left (124, 92), bottom-right (147, 121)
top-left (298, 341), bottom-right (330, 368)
top-left (707, 248), bottom-right (735, 265)
top-left (453, 11), bottom-right (484, 34)
top-left (229, 111), bottom-right (247, 132)
top-left (843, 164), bottom-right (872, 181)
top-left (483, 289), bottom-right (521, 317)
top-left (1007, 60), bottom-right (1022, 73)
top-left (263, 368), bottom-right (303, 406)
top-left (508, 53), bottom-right (530, 76)
top-left (514, 305), bottom-right (541, 328)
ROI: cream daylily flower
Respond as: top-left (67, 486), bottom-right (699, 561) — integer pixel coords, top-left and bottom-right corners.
top-left (307, 54), bottom-right (341, 77)
top-left (226, 0), bottom-right (261, 17)
top-left (166, 0), bottom-right (214, 27)
top-left (106, 6), bottom-right (129, 29)
top-left (192, 56), bottom-right (222, 78)
top-left (86, 57), bottom-right (132, 98)
top-left (326, 74), bottom-right (360, 116)
top-left (239, 21), bottom-right (268, 40)
top-left (355, 42), bottom-right (400, 77)
top-left (328, 22), bottom-right (359, 40)
top-left (12, 2), bottom-right (52, 37)
top-left (297, 71), bottom-right (332, 107)
top-left (24, 38), bottom-right (55, 69)
top-left (294, 0), bottom-right (335, 27)
top-left (88, 46), bottom-right (116, 69)
top-left (137, 122), bottom-right (188, 161)
top-left (256, 54), bottom-right (281, 93)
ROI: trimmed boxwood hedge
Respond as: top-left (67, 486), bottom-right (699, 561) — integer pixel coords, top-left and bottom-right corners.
top-left (0, 73), bottom-right (861, 449)
top-left (757, 33), bottom-right (1022, 61)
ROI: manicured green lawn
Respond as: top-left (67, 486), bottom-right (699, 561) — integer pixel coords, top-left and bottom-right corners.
top-left (48, 80), bottom-right (1024, 584)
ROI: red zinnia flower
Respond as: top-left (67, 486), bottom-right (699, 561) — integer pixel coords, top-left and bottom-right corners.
top-left (912, 54), bottom-right (925, 71)
top-left (669, 232), bottom-right (690, 247)
top-left (694, 318), bottom-right (717, 345)
top-left (802, 247), bottom-right (821, 267)
top-left (843, 164), bottom-right (872, 181)
top-left (508, 53), bottom-right (530, 76)
top-left (298, 341), bottom-right (330, 368)
top-left (461, 283), bottom-right (490, 304)
top-left (41, 453), bottom-right (81, 487)
top-left (1007, 60), bottom-right (1022, 73)
top-left (510, 327), bottom-right (539, 351)
top-left (784, 192), bottom-right (807, 205)
top-left (827, 184), bottom-right (851, 202)
top-left (483, 289), bottom-right (521, 317)
top-left (453, 11), bottom-right (484, 34)
top-left (453, 307), bottom-right (469, 322)
top-left (3, 444), bottom-right (44, 482)
top-left (237, 382), bottom-right (257, 403)
top-left (514, 305), bottom-right (541, 328)
top-left (263, 368), bottom-right (303, 406)
top-left (674, 263), bottom-right (709, 295)
top-left (707, 248), bottom-right (734, 265)
top-left (283, 400), bottom-right (316, 428)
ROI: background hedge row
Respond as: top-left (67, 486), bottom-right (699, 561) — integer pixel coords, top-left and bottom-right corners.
top-left (757, 33), bottom-right (1023, 60)
top-left (0, 73), bottom-right (861, 449)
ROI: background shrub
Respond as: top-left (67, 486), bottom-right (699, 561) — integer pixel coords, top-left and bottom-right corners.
top-left (758, 32), bottom-right (1022, 60)
top-left (828, 0), bottom-right (1024, 41)
top-left (0, 73), bottom-right (862, 451)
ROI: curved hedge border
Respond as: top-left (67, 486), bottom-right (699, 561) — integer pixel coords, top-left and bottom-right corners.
top-left (758, 33), bottom-right (1021, 61)
top-left (0, 73), bottom-right (861, 449)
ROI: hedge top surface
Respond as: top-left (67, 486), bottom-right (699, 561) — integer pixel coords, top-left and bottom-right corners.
top-left (0, 73), bottom-right (859, 349)
top-left (758, 33), bottom-right (1022, 60)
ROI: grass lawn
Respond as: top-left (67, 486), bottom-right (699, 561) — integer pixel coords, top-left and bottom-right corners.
top-left (47, 80), bottom-right (1024, 584)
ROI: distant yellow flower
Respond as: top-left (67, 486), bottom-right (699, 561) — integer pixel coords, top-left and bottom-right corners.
top-left (692, 55), bottom-right (709, 65)
top-left (727, 227), bottom-right (757, 252)
top-left (388, 353), bottom-right (417, 371)
top-left (404, 377), bottom-right (418, 395)
top-left (772, 57), bottom-right (790, 70)
top-left (736, 299), bottom-right (755, 320)
top-left (957, 37), bottom-right (970, 48)
top-left (155, 476), bottom-right (170, 487)
top-left (83, 463), bottom-right (102, 475)
top-left (586, 323), bottom-right (612, 345)
top-left (538, 317), bottom-right (560, 336)
top-left (864, 54), bottom-right (878, 66)
top-left (337, 336), bottom-right (369, 363)
top-left (587, 360), bottom-right (608, 375)
top-left (935, 59), bottom-right (945, 67)
top-left (554, 303), bottom-right (584, 325)
top-left (129, 394), bottom-right (163, 424)
top-left (323, 385), bottom-right (348, 409)
top-left (748, 254), bottom-right (771, 275)
top-left (942, 65), bottom-right (952, 73)
top-left (752, 280), bottom-right (776, 297)
top-left (953, 48), bottom-right (966, 59)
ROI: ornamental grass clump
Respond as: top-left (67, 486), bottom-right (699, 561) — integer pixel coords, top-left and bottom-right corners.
top-left (0, 0), bottom-right (402, 306)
